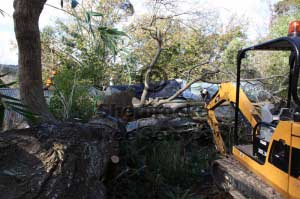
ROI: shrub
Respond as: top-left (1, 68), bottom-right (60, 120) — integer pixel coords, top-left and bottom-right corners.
top-left (49, 67), bottom-right (95, 121)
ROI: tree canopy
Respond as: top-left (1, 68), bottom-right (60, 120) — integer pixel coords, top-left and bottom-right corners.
top-left (11, 0), bottom-right (300, 121)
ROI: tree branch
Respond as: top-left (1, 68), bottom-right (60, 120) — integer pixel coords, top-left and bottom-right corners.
top-left (151, 69), bottom-right (220, 107)
top-left (135, 30), bottom-right (163, 108)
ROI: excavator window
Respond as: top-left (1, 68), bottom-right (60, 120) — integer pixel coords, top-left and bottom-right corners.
top-left (269, 140), bottom-right (289, 173)
top-left (291, 147), bottom-right (300, 180)
top-left (269, 141), bottom-right (300, 179)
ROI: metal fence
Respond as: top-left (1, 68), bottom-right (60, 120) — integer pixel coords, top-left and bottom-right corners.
top-left (0, 88), bottom-right (52, 130)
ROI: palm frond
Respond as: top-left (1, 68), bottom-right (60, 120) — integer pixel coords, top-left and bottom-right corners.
top-left (0, 74), bottom-right (38, 124)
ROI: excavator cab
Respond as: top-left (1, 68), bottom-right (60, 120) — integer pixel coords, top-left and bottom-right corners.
top-left (205, 21), bottom-right (300, 198)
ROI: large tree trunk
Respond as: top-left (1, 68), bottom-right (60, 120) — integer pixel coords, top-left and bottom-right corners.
top-left (0, 122), bottom-right (114, 199)
top-left (13, 0), bottom-right (55, 123)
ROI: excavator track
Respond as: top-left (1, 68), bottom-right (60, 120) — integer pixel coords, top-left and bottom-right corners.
top-left (211, 156), bottom-right (282, 199)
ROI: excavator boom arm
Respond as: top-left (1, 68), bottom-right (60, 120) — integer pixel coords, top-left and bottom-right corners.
top-left (205, 82), bottom-right (260, 154)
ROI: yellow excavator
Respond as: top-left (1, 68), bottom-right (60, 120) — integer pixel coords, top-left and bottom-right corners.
top-left (203, 21), bottom-right (300, 199)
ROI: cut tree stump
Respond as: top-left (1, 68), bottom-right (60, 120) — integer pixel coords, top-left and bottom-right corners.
top-left (0, 122), bottom-right (116, 199)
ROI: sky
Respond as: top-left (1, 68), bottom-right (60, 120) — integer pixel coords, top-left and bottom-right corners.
top-left (0, 0), bottom-right (278, 65)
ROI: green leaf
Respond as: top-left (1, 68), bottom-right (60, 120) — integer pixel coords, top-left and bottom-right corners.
top-left (86, 11), bottom-right (103, 23)
top-left (0, 94), bottom-right (22, 102)
top-left (85, 11), bottom-right (104, 37)
top-left (97, 27), bottom-right (127, 55)
top-left (0, 82), bottom-right (17, 88)
top-left (87, 11), bottom-right (104, 18)
top-left (0, 72), bottom-right (9, 78)
top-left (100, 32), bottom-right (117, 54)
top-left (1, 98), bottom-right (38, 122)
top-left (0, 74), bottom-right (37, 123)
top-left (3, 100), bottom-right (27, 108)
top-left (106, 28), bottom-right (127, 36)
top-left (9, 106), bottom-right (38, 121)
top-left (98, 27), bottom-right (107, 31)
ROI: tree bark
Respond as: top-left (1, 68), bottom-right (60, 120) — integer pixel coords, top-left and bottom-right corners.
top-left (0, 122), bottom-right (114, 199)
top-left (13, 0), bottom-right (55, 123)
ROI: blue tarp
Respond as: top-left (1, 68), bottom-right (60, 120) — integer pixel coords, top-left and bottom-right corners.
top-left (106, 79), bottom-right (200, 100)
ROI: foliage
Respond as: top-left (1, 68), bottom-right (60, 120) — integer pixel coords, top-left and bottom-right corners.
top-left (1, 94), bottom-right (37, 122)
top-left (48, 67), bottom-right (94, 121)
top-left (40, 0), bottom-right (300, 121)
top-left (106, 125), bottom-right (222, 199)
top-left (239, 0), bottom-right (300, 102)
top-left (270, 14), bottom-right (300, 38)
top-left (222, 38), bottom-right (246, 72)
top-left (21, 0), bottom-right (300, 197)
top-left (41, 12), bottom-right (127, 87)
top-left (40, 0), bottom-right (250, 121)
top-left (0, 74), bottom-right (37, 126)
top-left (41, 0), bottom-right (129, 120)
top-left (274, 0), bottom-right (300, 16)
top-left (124, 6), bottom-right (247, 84)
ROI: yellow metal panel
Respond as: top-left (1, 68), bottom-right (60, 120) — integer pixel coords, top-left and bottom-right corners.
top-left (272, 121), bottom-right (292, 144)
top-left (292, 122), bottom-right (300, 137)
top-left (233, 146), bottom-right (289, 198)
top-left (289, 135), bottom-right (300, 199)
top-left (232, 122), bottom-right (293, 198)
top-left (289, 177), bottom-right (300, 199)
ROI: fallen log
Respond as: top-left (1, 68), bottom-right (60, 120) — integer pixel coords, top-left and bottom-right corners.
top-left (0, 122), bottom-right (115, 199)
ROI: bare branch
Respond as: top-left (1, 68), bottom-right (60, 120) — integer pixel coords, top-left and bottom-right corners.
top-left (151, 69), bottom-right (220, 107)
top-left (135, 34), bottom-right (163, 108)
